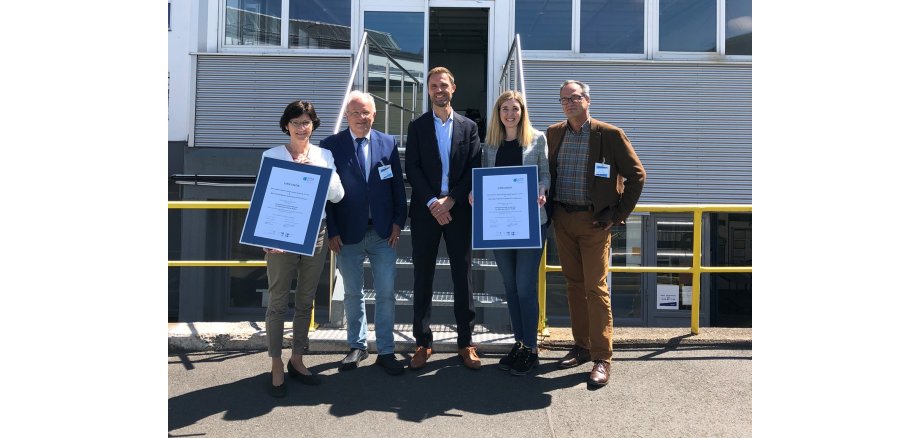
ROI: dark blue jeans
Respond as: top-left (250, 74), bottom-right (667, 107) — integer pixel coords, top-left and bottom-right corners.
top-left (492, 224), bottom-right (547, 349)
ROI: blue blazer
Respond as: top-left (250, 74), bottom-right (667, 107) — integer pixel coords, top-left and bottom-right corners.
top-left (321, 128), bottom-right (407, 245)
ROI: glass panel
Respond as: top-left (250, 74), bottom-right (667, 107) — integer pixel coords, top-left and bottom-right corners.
top-left (228, 211), bottom-right (269, 308)
top-left (725, 0), bottom-right (752, 55)
top-left (610, 216), bottom-right (643, 319)
top-left (515, 0), bottom-right (572, 50)
top-left (545, 216), bottom-right (643, 322)
top-left (659, 0), bottom-right (716, 52)
top-left (580, 0), bottom-right (644, 54)
top-left (225, 0), bottom-right (282, 46)
top-left (289, 0), bottom-right (351, 49)
top-left (364, 12), bottom-right (425, 139)
top-left (656, 216), bottom-right (693, 310)
top-left (711, 213), bottom-right (751, 327)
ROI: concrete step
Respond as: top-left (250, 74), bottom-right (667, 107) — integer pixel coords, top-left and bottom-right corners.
top-left (167, 322), bottom-right (752, 354)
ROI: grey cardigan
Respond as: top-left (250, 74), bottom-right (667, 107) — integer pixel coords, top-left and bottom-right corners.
top-left (481, 130), bottom-right (551, 225)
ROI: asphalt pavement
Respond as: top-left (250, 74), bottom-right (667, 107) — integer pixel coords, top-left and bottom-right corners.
top-left (168, 336), bottom-right (752, 437)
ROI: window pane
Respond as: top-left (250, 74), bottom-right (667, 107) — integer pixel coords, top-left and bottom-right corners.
top-left (610, 216), bottom-right (643, 319)
top-left (580, 0), bottom-right (644, 54)
top-left (656, 217), bottom-right (693, 310)
top-left (364, 12), bottom-right (425, 136)
top-left (228, 211), bottom-right (269, 309)
top-left (289, 0), bottom-right (351, 49)
top-left (659, 0), bottom-right (716, 52)
top-left (515, 0), bottom-right (572, 50)
top-left (225, 0), bottom-right (282, 46)
top-left (725, 0), bottom-right (752, 55)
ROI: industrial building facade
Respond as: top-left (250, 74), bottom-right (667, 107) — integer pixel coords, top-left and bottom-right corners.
top-left (168, 0), bottom-right (752, 328)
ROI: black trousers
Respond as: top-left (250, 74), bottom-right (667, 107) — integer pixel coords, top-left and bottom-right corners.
top-left (410, 206), bottom-right (475, 348)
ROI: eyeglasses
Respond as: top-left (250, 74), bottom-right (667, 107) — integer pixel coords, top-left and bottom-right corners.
top-left (348, 111), bottom-right (373, 119)
top-left (558, 95), bottom-right (586, 105)
top-left (289, 120), bottom-right (313, 128)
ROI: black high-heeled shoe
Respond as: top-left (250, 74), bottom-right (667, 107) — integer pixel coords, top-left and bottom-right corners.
top-left (287, 360), bottom-right (321, 385)
top-left (268, 374), bottom-right (287, 398)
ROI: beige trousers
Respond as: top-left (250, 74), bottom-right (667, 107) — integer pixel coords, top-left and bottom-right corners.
top-left (264, 223), bottom-right (327, 357)
top-left (553, 209), bottom-right (613, 361)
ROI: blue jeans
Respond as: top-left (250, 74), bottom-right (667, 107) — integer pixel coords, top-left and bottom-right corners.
top-left (492, 224), bottom-right (547, 349)
top-left (338, 228), bottom-right (398, 355)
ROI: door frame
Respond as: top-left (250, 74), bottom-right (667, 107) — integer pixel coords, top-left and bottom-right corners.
top-left (356, 0), bottom-right (504, 118)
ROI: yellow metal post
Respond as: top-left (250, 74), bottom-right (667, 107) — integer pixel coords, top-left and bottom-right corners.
top-left (538, 246), bottom-right (549, 336)
top-left (690, 209), bottom-right (703, 335)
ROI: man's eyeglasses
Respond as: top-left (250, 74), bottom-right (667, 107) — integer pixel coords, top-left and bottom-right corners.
top-left (348, 111), bottom-right (372, 119)
top-left (289, 120), bottom-right (313, 128)
top-left (558, 95), bottom-right (586, 105)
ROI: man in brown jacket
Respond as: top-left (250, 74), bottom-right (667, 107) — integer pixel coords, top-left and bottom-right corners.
top-left (547, 80), bottom-right (645, 388)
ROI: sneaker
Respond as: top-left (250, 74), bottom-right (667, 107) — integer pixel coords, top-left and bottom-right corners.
top-left (509, 346), bottom-right (538, 376)
top-left (498, 341), bottom-right (523, 371)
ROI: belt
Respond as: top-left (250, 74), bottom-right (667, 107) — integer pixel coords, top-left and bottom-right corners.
top-left (557, 202), bottom-right (591, 213)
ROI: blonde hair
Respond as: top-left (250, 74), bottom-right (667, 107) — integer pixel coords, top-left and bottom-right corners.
top-left (427, 66), bottom-right (455, 85)
top-left (485, 91), bottom-right (533, 147)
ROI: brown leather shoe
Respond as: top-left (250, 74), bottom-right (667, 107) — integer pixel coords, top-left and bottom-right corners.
top-left (558, 346), bottom-right (591, 369)
top-left (410, 346), bottom-right (432, 370)
top-left (587, 360), bottom-right (610, 387)
top-left (458, 346), bottom-right (482, 370)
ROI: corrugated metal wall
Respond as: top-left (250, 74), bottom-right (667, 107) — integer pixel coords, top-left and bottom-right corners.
top-left (524, 60), bottom-right (751, 204)
top-left (194, 55), bottom-right (351, 148)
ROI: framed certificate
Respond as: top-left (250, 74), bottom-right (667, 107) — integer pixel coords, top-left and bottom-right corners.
top-left (472, 165), bottom-right (542, 250)
top-left (240, 157), bottom-right (333, 256)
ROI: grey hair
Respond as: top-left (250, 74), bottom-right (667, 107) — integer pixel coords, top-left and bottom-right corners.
top-left (560, 80), bottom-right (590, 99)
top-left (347, 90), bottom-right (376, 110)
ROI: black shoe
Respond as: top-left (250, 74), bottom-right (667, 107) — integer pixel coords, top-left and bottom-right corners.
top-left (375, 353), bottom-right (405, 376)
top-left (509, 346), bottom-right (539, 376)
top-left (287, 360), bottom-right (320, 385)
top-left (268, 376), bottom-right (287, 398)
top-left (339, 348), bottom-right (369, 371)
top-left (498, 341), bottom-right (523, 371)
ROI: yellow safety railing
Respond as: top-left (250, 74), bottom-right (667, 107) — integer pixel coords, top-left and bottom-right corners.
top-left (170, 201), bottom-right (752, 336)
top-left (168, 201), bottom-right (327, 329)
top-left (538, 204), bottom-right (752, 336)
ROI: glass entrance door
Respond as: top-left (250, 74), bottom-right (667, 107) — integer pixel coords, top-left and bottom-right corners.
top-left (359, 2), bottom-right (427, 143)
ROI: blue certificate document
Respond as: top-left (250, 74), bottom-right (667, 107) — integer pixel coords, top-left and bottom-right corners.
top-left (472, 165), bottom-right (542, 250)
top-left (240, 157), bottom-right (333, 256)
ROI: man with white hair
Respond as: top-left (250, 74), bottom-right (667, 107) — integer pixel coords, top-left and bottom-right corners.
top-left (321, 90), bottom-right (407, 376)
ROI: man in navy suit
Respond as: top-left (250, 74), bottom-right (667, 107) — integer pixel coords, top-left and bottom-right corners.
top-left (322, 90), bottom-right (407, 376)
top-left (404, 67), bottom-right (483, 370)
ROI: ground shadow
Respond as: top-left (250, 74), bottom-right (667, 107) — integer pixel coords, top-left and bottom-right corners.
top-left (169, 352), bottom-right (589, 431)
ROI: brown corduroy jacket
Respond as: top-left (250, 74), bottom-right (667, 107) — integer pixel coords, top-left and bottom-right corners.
top-left (546, 118), bottom-right (646, 226)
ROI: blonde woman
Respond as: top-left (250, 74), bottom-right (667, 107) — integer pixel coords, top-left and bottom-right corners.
top-left (473, 91), bottom-right (550, 375)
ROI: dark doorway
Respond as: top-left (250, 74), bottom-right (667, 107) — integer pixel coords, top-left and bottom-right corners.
top-left (428, 7), bottom-right (488, 141)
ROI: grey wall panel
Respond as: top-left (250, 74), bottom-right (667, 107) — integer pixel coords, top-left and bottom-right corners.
top-left (523, 61), bottom-right (751, 204)
top-left (194, 55), bottom-right (351, 148)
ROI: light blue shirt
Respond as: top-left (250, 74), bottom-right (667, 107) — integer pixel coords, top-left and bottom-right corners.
top-left (349, 130), bottom-right (371, 181)
top-left (432, 111), bottom-right (454, 202)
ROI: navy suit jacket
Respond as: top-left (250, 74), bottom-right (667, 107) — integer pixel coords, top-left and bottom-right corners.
top-left (404, 110), bottom-right (481, 219)
top-left (321, 128), bottom-right (407, 245)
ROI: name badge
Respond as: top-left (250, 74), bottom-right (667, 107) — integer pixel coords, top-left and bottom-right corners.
top-left (594, 162), bottom-right (611, 178)
top-left (378, 164), bottom-right (393, 180)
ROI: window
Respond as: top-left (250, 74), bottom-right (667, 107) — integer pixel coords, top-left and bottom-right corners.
top-left (518, 0), bottom-right (751, 59)
top-left (225, 0), bottom-right (282, 46)
top-left (725, 0), bottom-right (752, 55)
top-left (289, 0), bottom-right (351, 49)
top-left (581, 0), bottom-right (644, 54)
top-left (659, 0), bottom-right (716, 52)
top-left (223, 0), bottom-right (351, 50)
top-left (515, 0), bottom-right (572, 50)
